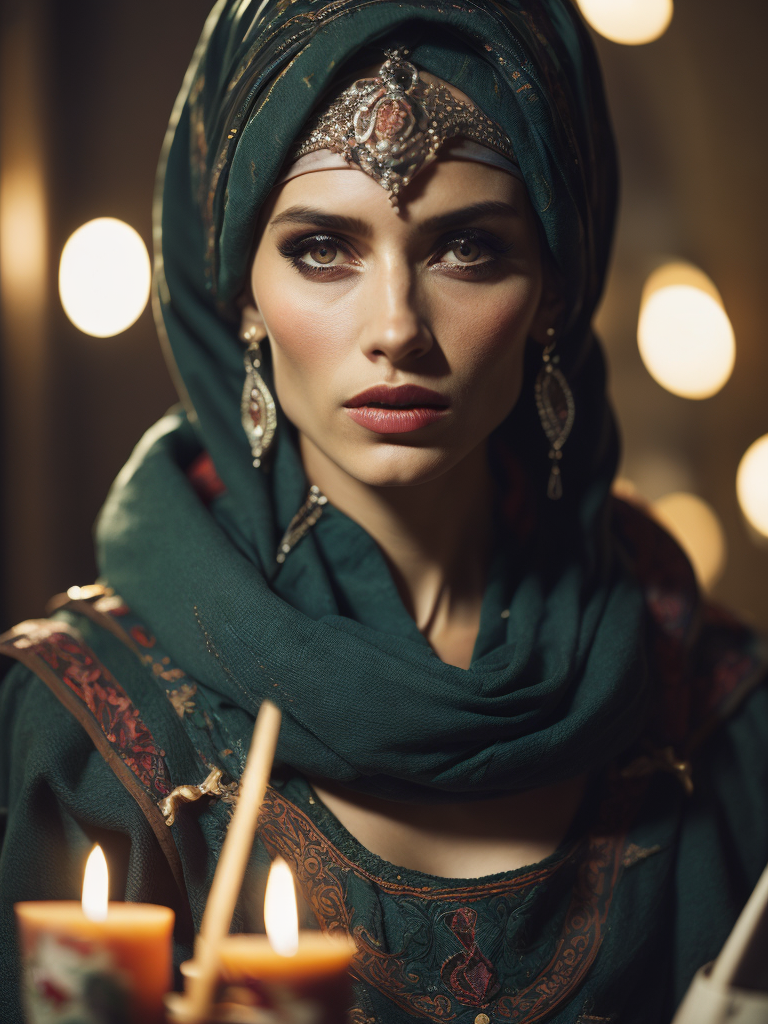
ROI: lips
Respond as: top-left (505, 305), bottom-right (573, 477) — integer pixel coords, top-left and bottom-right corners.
top-left (343, 384), bottom-right (450, 434)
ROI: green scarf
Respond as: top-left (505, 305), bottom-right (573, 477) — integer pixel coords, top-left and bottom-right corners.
top-left (97, 0), bottom-right (653, 800)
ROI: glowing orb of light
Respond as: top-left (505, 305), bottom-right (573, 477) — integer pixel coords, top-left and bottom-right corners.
top-left (652, 491), bottom-right (727, 591)
top-left (737, 435), bottom-right (768, 539)
top-left (576, 0), bottom-right (673, 45)
top-left (637, 262), bottom-right (735, 399)
top-left (59, 218), bottom-right (151, 337)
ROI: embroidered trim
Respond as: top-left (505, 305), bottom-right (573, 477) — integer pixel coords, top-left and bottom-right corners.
top-left (52, 586), bottom-right (246, 805)
top-left (255, 782), bottom-right (637, 1023)
top-left (1, 619), bottom-right (172, 800)
top-left (0, 618), bottom-right (185, 893)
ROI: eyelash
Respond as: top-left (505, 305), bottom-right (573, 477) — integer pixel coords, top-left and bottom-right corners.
top-left (276, 230), bottom-right (513, 279)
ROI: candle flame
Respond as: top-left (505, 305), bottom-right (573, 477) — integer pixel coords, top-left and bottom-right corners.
top-left (264, 857), bottom-right (299, 957)
top-left (82, 844), bottom-right (109, 922)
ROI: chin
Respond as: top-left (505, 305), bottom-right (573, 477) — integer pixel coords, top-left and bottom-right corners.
top-left (332, 443), bottom-right (464, 489)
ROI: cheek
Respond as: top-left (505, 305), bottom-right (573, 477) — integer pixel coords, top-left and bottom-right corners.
top-left (253, 256), bottom-right (328, 364)
top-left (436, 276), bottom-right (540, 380)
top-left (253, 274), bottom-right (358, 426)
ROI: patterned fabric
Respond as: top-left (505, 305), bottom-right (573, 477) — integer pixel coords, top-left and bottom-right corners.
top-left (0, 619), bottom-right (172, 803)
top-left (50, 590), bottom-right (248, 792)
top-left (255, 776), bottom-right (638, 1023)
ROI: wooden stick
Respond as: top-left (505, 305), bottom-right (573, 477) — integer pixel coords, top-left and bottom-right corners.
top-left (176, 699), bottom-right (282, 1023)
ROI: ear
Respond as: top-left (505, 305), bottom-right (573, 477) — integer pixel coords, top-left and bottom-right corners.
top-left (529, 271), bottom-right (564, 346)
top-left (239, 303), bottom-right (267, 344)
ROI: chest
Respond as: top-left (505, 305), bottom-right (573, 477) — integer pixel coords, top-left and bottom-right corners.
top-left (309, 777), bottom-right (588, 878)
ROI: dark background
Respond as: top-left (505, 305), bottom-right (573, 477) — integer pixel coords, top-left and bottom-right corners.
top-left (1, 0), bottom-right (767, 632)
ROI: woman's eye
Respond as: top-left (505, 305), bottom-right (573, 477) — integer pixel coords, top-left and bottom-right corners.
top-left (299, 241), bottom-right (345, 268)
top-left (278, 234), bottom-right (355, 276)
top-left (438, 238), bottom-right (491, 266)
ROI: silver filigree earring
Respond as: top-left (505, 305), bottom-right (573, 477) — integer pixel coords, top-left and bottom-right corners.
top-left (535, 327), bottom-right (575, 500)
top-left (240, 322), bottom-right (277, 468)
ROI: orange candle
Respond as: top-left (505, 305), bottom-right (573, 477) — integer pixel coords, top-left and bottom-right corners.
top-left (213, 932), bottom-right (356, 1024)
top-left (172, 858), bottom-right (355, 1024)
top-left (15, 845), bottom-right (174, 1024)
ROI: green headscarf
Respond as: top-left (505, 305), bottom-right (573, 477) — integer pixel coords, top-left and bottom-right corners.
top-left (97, 0), bottom-right (653, 799)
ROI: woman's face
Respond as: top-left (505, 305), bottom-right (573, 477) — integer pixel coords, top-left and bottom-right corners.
top-left (249, 155), bottom-right (553, 488)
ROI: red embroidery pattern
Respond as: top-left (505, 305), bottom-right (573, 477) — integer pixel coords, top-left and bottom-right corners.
top-left (440, 908), bottom-right (500, 1006)
top-left (10, 621), bottom-right (172, 801)
top-left (256, 784), bottom-right (633, 1023)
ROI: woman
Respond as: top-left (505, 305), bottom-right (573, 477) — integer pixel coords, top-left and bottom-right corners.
top-left (1, 1), bottom-right (767, 1021)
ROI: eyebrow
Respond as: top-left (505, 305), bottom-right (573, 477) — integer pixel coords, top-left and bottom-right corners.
top-left (270, 206), bottom-right (372, 236)
top-left (269, 200), bottom-right (521, 236)
top-left (418, 201), bottom-right (522, 233)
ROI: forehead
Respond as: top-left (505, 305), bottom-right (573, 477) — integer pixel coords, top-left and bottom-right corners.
top-left (264, 158), bottom-right (532, 231)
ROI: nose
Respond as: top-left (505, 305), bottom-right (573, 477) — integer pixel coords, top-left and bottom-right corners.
top-left (358, 254), bottom-right (433, 365)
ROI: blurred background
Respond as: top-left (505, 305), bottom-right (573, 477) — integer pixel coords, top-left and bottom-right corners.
top-left (0, 0), bottom-right (766, 632)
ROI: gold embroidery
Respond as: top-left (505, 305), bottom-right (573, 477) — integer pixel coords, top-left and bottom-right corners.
top-left (167, 682), bottom-right (198, 718)
top-left (159, 766), bottom-right (238, 826)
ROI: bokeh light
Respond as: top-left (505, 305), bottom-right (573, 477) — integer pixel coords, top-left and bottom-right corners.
top-left (737, 435), bottom-right (768, 540)
top-left (59, 217), bottom-right (151, 337)
top-left (576, 0), bottom-right (673, 45)
top-left (652, 491), bottom-right (726, 591)
top-left (637, 262), bottom-right (735, 399)
top-left (0, 164), bottom-right (47, 304)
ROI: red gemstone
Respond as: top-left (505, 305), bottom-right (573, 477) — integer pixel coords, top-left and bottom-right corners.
top-left (375, 100), bottom-right (407, 139)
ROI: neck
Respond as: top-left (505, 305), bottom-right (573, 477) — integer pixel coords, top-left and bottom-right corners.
top-left (299, 436), bottom-right (494, 653)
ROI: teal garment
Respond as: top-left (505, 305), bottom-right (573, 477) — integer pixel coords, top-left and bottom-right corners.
top-left (94, 0), bottom-right (654, 800)
top-left (1, 581), bottom-right (767, 1023)
top-left (97, 412), bottom-right (649, 799)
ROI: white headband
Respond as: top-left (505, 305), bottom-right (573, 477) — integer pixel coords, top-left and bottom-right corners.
top-left (277, 138), bottom-right (524, 189)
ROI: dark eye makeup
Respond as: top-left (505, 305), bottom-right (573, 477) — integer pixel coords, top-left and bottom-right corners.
top-left (276, 234), bottom-right (356, 278)
top-left (275, 228), bottom-right (515, 280)
top-left (430, 229), bottom-right (515, 275)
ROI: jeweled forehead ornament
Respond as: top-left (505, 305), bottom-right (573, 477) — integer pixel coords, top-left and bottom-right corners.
top-left (288, 51), bottom-right (520, 206)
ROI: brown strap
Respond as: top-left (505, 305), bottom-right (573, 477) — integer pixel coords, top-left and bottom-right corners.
top-left (0, 618), bottom-right (186, 895)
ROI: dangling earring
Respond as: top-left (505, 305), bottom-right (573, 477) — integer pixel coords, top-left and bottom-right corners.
top-left (240, 322), bottom-right (277, 468)
top-left (535, 327), bottom-right (575, 500)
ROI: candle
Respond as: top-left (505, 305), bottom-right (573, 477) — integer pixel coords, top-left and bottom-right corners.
top-left (213, 931), bottom-right (356, 1024)
top-left (15, 844), bottom-right (174, 1024)
top-left (179, 858), bottom-right (356, 1024)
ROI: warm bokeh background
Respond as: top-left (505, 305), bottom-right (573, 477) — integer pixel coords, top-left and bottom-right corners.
top-left (1, 0), bottom-right (767, 631)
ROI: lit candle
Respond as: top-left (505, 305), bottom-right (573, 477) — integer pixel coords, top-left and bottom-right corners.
top-left (15, 844), bottom-right (174, 1024)
top-left (179, 858), bottom-right (356, 1024)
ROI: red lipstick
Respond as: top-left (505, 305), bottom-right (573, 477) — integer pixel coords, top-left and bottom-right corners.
top-left (344, 384), bottom-right (450, 434)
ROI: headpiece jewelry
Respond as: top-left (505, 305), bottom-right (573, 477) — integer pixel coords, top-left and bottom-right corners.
top-left (291, 50), bottom-right (517, 204)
